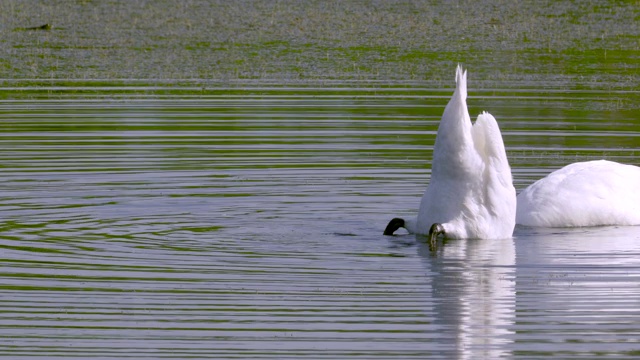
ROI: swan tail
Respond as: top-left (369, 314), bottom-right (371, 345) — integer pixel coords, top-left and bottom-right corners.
top-left (432, 65), bottom-right (477, 178)
top-left (455, 64), bottom-right (467, 100)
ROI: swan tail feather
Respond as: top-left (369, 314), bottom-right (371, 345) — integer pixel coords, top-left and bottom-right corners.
top-left (455, 64), bottom-right (467, 100)
top-left (432, 65), bottom-right (477, 178)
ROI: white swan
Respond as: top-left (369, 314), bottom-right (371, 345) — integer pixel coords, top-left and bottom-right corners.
top-left (384, 65), bottom-right (517, 243)
top-left (516, 160), bottom-right (640, 227)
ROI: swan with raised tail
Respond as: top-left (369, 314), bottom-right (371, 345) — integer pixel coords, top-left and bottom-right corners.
top-left (516, 160), bottom-right (640, 227)
top-left (384, 65), bottom-right (517, 243)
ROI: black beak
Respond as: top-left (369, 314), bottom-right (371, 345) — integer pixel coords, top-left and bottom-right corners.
top-left (384, 218), bottom-right (405, 235)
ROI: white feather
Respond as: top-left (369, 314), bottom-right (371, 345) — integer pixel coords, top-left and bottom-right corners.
top-left (407, 65), bottom-right (517, 239)
top-left (516, 160), bottom-right (640, 227)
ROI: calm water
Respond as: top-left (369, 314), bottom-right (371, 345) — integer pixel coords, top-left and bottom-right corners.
top-left (1, 83), bottom-right (639, 359)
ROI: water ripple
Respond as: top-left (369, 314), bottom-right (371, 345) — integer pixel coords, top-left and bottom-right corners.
top-left (0, 86), bottom-right (639, 358)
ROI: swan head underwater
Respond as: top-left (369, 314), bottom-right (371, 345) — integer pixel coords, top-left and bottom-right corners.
top-left (384, 65), bottom-right (517, 243)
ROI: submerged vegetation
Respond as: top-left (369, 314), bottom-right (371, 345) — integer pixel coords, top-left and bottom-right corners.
top-left (0, 0), bottom-right (637, 86)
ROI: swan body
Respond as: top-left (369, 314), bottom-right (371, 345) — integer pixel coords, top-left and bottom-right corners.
top-left (516, 160), bottom-right (640, 227)
top-left (385, 66), bottom-right (516, 239)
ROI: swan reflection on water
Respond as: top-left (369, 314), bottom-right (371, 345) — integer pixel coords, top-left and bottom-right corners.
top-left (399, 224), bottom-right (640, 358)
top-left (416, 236), bottom-right (516, 359)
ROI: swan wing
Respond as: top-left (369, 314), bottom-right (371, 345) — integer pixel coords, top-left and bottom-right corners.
top-left (471, 111), bottom-right (512, 188)
top-left (471, 111), bottom-right (516, 237)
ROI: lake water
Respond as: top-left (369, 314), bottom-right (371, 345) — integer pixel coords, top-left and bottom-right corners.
top-left (0, 82), bottom-right (639, 358)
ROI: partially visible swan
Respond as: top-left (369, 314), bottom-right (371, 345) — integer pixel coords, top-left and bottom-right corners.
top-left (516, 160), bottom-right (640, 227)
top-left (384, 65), bottom-right (517, 243)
